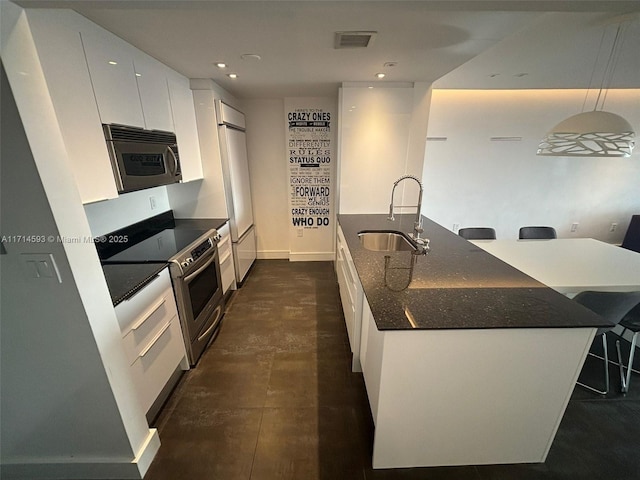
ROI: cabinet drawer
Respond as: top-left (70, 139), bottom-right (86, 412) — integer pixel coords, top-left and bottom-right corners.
top-left (115, 268), bottom-right (172, 332)
top-left (218, 223), bottom-right (232, 253)
top-left (218, 234), bottom-right (232, 258)
top-left (218, 222), bottom-right (235, 292)
top-left (114, 268), bottom-right (180, 366)
top-left (221, 250), bottom-right (235, 293)
top-left (129, 317), bottom-right (185, 413)
top-left (121, 292), bottom-right (178, 366)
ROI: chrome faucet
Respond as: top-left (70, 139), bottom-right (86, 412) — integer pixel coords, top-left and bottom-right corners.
top-left (387, 175), bottom-right (428, 252)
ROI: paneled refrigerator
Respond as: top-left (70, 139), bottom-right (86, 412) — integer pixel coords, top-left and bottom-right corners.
top-left (216, 100), bottom-right (256, 284)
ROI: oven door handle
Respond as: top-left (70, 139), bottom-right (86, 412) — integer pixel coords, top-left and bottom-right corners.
top-left (184, 251), bottom-right (217, 284)
top-left (197, 305), bottom-right (223, 342)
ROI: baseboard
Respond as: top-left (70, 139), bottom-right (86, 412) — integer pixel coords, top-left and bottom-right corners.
top-left (257, 251), bottom-right (337, 261)
top-left (0, 429), bottom-right (160, 480)
top-left (289, 251), bottom-right (335, 262)
top-left (257, 250), bottom-right (289, 259)
top-left (132, 428), bottom-right (161, 478)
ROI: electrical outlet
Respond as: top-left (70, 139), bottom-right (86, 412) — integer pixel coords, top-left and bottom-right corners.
top-left (610, 222), bottom-right (618, 232)
top-left (453, 223), bottom-right (460, 232)
top-left (297, 229), bottom-right (303, 238)
top-left (149, 195), bottom-right (157, 210)
top-left (571, 222), bottom-right (579, 233)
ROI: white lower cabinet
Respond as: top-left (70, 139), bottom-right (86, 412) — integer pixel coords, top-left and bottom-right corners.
top-left (114, 268), bottom-right (188, 414)
top-left (359, 298), bottom-right (384, 425)
top-left (218, 222), bottom-right (236, 293)
top-left (336, 225), bottom-right (364, 372)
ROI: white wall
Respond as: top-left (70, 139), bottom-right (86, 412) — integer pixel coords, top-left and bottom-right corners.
top-left (339, 83), bottom-right (432, 214)
top-left (423, 89), bottom-right (640, 242)
top-left (243, 98), bottom-right (289, 258)
top-left (84, 186), bottom-right (170, 236)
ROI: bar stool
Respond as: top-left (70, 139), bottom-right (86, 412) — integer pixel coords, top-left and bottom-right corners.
top-left (458, 227), bottom-right (496, 240)
top-left (519, 226), bottom-right (557, 239)
top-left (616, 303), bottom-right (640, 393)
top-left (573, 291), bottom-right (640, 395)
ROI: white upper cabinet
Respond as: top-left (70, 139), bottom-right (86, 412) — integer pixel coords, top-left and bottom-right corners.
top-left (80, 28), bottom-right (145, 128)
top-left (23, 8), bottom-right (204, 201)
top-left (167, 72), bottom-right (203, 182)
top-left (133, 53), bottom-right (174, 132)
top-left (25, 10), bottom-right (119, 204)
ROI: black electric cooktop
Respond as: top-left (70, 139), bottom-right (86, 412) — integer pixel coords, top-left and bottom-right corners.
top-left (97, 211), bottom-right (216, 264)
top-left (102, 228), bottom-right (212, 263)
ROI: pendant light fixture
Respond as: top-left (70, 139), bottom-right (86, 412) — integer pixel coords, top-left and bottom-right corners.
top-left (537, 21), bottom-right (636, 157)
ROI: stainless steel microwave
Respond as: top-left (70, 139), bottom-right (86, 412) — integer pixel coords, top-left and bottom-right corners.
top-left (103, 124), bottom-right (182, 194)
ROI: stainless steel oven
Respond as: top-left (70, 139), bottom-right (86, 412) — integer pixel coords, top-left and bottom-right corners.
top-left (169, 230), bottom-right (224, 366)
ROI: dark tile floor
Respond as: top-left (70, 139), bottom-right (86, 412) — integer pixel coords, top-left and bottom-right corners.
top-left (145, 260), bottom-right (640, 480)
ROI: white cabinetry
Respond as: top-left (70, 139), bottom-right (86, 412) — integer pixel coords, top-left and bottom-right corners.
top-left (25, 9), bottom-right (204, 203)
top-left (167, 72), bottom-right (204, 182)
top-left (358, 298), bottom-right (384, 425)
top-left (83, 29), bottom-right (203, 181)
top-left (80, 28), bottom-right (145, 128)
top-left (114, 268), bottom-right (188, 414)
top-left (133, 53), bottom-right (174, 132)
top-left (24, 10), bottom-right (119, 204)
top-left (218, 222), bottom-right (237, 293)
top-left (81, 29), bottom-right (177, 134)
top-left (336, 224), bottom-right (364, 372)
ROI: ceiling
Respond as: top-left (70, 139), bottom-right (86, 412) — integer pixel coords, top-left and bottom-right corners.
top-left (15, 1), bottom-right (640, 98)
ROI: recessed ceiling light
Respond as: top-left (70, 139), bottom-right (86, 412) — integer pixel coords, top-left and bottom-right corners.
top-left (108, 61), bottom-right (118, 65)
top-left (383, 62), bottom-right (398, 68)
top-left (215, 62), bottom-right (227, 68)
top-left (488, 73), bottom-right (500, 78)
top-left (514, 73), bottom-right (529, 77)
top-left (227, 73), bottom-right (238, 79)
top-left (135, 73), bottom-right (142, 77)
top-left (240, 54), bottom-right (262, 61)
top-left (375, 73), bottom-right (385, 79)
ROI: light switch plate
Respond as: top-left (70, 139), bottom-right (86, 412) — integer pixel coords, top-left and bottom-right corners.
top-left (20, 253), bottom-right (62, 283)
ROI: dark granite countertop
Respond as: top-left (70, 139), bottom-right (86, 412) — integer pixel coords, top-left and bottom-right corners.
top-left (102, 263), bottom-right (168, 306)
top-left (98, 214), bottom-right (228, 306)
top-left (174, 218), bottom-right (229, 231)
top-left (338, 214), bottom-right (610, 331)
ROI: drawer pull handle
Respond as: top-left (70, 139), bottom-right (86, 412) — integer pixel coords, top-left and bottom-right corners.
top-left (139, 321), bottom-right (172, 358)
top-left (219, 250), bottom-right (231, 264)
top-left (130, 298), bottom-right (166, 332)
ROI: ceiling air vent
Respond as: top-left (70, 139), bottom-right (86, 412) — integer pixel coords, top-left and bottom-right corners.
top-left (334, 31), bottom-right (377, 49)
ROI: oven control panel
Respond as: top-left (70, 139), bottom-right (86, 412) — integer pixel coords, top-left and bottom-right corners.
top-left (179, 232), bottom-right (222, 269)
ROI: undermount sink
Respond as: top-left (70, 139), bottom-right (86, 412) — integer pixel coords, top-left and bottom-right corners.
top-left (358, 230), bottom-right (416, 252)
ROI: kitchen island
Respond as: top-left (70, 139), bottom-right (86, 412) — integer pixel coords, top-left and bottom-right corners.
top-left (337, 214), bottom-right (610, 469)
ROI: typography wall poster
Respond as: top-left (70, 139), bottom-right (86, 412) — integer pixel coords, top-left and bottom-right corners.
top-left (284, 97), bottom-right (336, 259)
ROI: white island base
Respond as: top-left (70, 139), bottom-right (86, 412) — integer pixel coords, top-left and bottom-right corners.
top-left (360, 303), bottom-right (596, 469)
